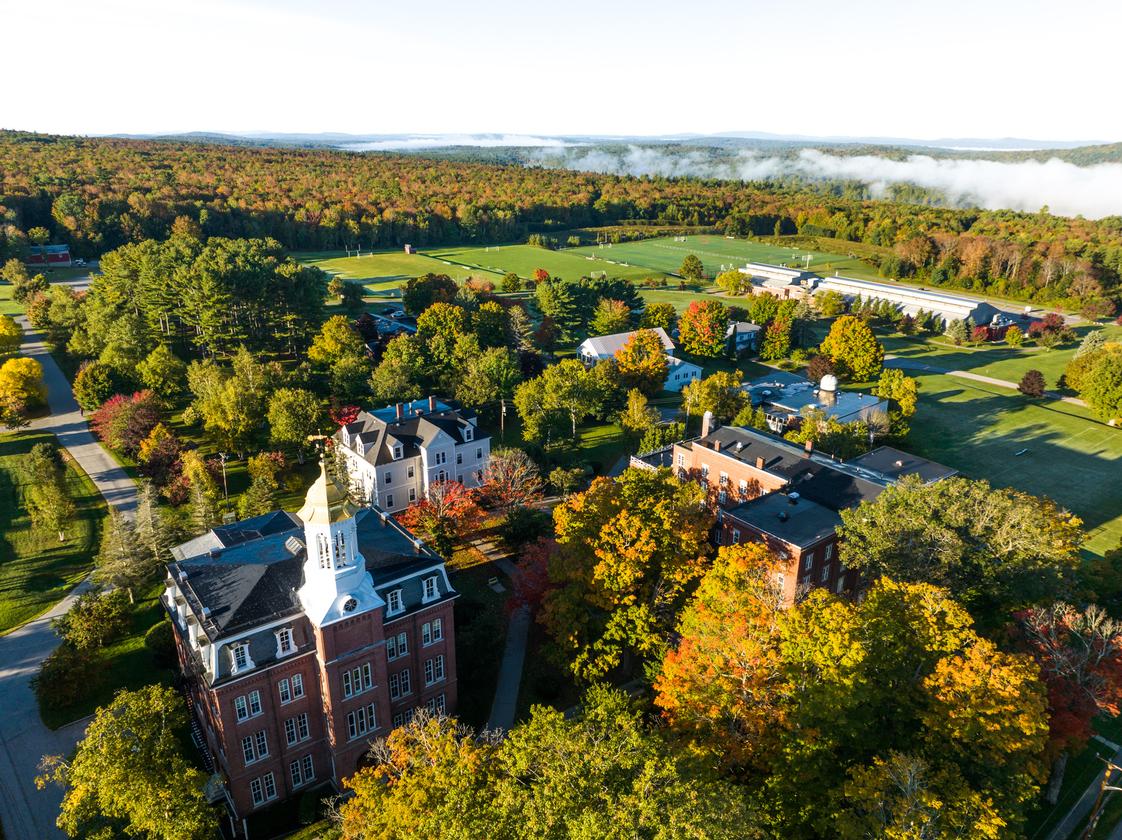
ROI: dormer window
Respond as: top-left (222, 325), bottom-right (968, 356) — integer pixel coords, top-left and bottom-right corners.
top-left (387, 589), bottom-right (404, 615)
top-left (463, 426), bottom-right (473, 442)
top-left (276, 628), bottom-right (295, 658)
top-left (230, 643), bottom-right (254, 674)
top-left (392, 443), bottom-right (403, 460)
top-left (422, 576), bottom-right (439, 603)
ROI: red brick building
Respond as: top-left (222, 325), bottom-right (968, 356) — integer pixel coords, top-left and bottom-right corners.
top-left (644, 416), bottom-right (955, 606)
top-left (164, 462), bottom-right (457, 834)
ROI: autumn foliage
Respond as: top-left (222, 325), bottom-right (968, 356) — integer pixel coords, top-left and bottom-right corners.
top-left (398, 480), bottom-right (484, 556)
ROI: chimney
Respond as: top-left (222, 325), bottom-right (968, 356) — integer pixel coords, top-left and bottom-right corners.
top-left (755, 455), bottom-right (765, 469)
top-left (395, 402), bottom-right (403, 420)
top-left (714, 440), bottom-right (722, 452)
top-left (428, 395), bottom-right (436, 412)
top-left (701, 410), bottom-right (715, 438)
top-left (804, 439), bottom-right (813, 455)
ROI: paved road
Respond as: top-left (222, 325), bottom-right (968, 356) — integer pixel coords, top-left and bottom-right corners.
top-left (0, 318), bottom-right (138, 840)
top-left (486, 554), bottom-right (531, 734)
top-left (885, 356), bottom-right (1090, 409)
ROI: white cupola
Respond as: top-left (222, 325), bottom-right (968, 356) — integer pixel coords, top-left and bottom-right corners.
top-left (295, 459), bottom-right (383, 627)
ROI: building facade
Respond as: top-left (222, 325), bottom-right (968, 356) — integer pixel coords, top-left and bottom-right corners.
top-left (164, 464), bottom-right (458, 833)
top-left (335, 397), bottom-right (490, 514)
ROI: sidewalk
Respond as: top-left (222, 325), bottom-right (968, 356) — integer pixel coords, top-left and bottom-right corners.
top-left (885, 356), bottom-right (1090, 409)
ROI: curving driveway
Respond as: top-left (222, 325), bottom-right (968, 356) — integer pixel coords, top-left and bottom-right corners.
top-left (0, 317), bottom-right (137, 840)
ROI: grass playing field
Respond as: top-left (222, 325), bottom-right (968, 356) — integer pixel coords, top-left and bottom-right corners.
top-left (426, 244), bottom-right (671, 284)
top-left (570, 234), bottom-right (882, 280)
top-left (900, 370), bottom-right (1122, 558)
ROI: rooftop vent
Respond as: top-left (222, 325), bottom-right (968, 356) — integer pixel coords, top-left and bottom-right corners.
top-left (201, 607), bottom-right (212, 619)
top-left (177, 570), bottom-right (188, 583)
top-left (788, 492), bottom-right (800, 505)
top-left (734, 441), bottom-right (744, 452)
top-left (778, 511), bottom-right (789, 522)
top-left (284, 536), bottom-right (304, 555)
top-left (894, 459), bottom-right (904, 468)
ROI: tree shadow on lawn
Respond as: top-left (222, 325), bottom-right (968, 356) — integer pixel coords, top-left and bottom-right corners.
top-left (905, 385), bottom-right (1122, 536)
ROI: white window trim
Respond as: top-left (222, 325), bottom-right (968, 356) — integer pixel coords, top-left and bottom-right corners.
top-left (386, 589), bottom-right (404, 616)
top-left (275, 628), bottom-right (295, 659)
top-left (421, 576), bottom-right (439, 604)
top-left (229, 642), bottom-right (254, 674)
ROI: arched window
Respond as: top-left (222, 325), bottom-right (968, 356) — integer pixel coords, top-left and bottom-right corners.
top-left (317, 534), bottom-right (330, 569)
top-left (334, 531), bottom-right (347, 566)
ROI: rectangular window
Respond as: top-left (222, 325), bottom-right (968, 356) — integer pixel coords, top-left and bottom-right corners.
top-left (292, 673), bottom-right (304, 698)
top-left (393, 713), bottom-right (404, 728)
top-left (464, 427), bottom-right (473, 441)
top-left (235, 695), bottom-right (248, 721)
top-left (422, 577), bottom-right (438, 602)
top-left (476, 448), bottom-right (483, 460)
top-left (731, 529), bottom-right (741, 544)
top-left (400, 668), bottom-right (411, 695)
top-left (393, 444), bottom-right (403, 460)
top-left (254, 730), bottom-right (268, 759)
top-left (297, 712), bottom-right (309, 741)
top-left (248, 690), bottom-right (261, 716)
top-left (387, 589), bottom-right (403, 615)
top-left (435, 451), bottom-right (446, 465)
top-left (456, 452), bottom-right (463, 465)
top-left (301, 755), bottom-right (314, 784)
top-left (407, 465), bottom-right (415, 479)
top-left (242, 735), bottom-right (254, 764)
top-left (825, 543), bottom-right (834, 560)
top-left (426, 693), bottom-right (447, 714)
top-left (290, 759), bottom-right (304, 788)
top-left (263, 772), bottom-right (276, 801)
top-left (277, 628), bottom-right (294, 656)
top-left (232, 644), bottom-right (249, 671)
top-left (409, 487), bottom-right (416, 502)
top-left (386, 494), bottom-right (394, 509)
top-left (363, 662), bottom-right (373, 691)
top-left (395, 633), bottom-right (407, 657)
top-left (250, 777), bottom-right (264, 806)
top-left (347, 703), bottom-right (378, 740)
top-left (836, 576), bottom-right (846, 594)
top-left (803, 552), bottom-right (814, 571)
top-left (422, 618), bottom-right (443, 646)
top-left (285, 717), bottom-right (297, 746)
top-left (389, 672), bottom-right (401, 700)
top-left (384, 471), bottom-right (392, 485)
top-left (278, 679), bottom-right (291, 704)
top-left (719, 472), bottom-right (728, 486)
top-left (676, 453), bottom-right (685, 467)
top-left (425, 655), bottom-right (445, 686)
top-left (718, 490), bottom-right (727, 504)
top-left (387, 635), bottom-right (398, 660)
top-left (821, 564), bottom-right (831, 582)
top-left (342, 669), bottom-right (353, 698)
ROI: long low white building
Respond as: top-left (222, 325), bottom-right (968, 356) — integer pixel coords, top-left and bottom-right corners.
top-left (813, 274), bottom-right (1005, 326)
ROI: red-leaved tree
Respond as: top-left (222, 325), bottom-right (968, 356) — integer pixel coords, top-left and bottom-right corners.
top-left (90, 391), bottom-right (161, 456)
top-left (397, 480), bottom-right (484, 556)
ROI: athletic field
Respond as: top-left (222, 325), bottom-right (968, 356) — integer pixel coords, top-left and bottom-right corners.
top-left (570, 235), bottom-right (881, 280)
top-left (426, 244), bottom-right (670, 283)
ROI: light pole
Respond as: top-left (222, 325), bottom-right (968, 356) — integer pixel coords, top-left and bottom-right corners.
top-left (219, 452), bottom-right (230, 510)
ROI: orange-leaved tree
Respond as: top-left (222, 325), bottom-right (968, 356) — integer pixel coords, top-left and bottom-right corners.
top-left (614, 328), bottom-right (669, 396)
top-left (398, 480), bottom-right (484, 556)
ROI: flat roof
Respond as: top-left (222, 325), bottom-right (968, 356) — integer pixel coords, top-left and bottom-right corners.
top-left (846, 446), bottom-right (958, 484)
top-left (726, 492), bottom-right (840, 548)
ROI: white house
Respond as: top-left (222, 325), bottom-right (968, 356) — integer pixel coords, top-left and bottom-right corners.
top-left (334, 397), bottom-right (490, 513)
top-left (665, 356), bottom-right (703, 392)
top-left (577, 327), bottom-right (675, 364)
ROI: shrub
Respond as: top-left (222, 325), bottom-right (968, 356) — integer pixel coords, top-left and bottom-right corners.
top-left (34, 643), bottom-right (105, 712)
top-left (144, 620), bottom-right (178, 668)
top-left (1018, 369), bottom-right (1046, 398)
top-left (499, 506), bottom-right (552, 550)
top-left (1004, 325), bottom-right (1024, 347)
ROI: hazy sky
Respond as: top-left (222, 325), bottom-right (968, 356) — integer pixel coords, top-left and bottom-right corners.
top-left (4, 0), bottom-right (1119, 142)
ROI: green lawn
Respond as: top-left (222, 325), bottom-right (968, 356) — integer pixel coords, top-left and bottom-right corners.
top-left (427, 244), bottom-right (671, 284)
top-left (570, 234), bottom-right (881, 280)
top-left (900, 371), bottom-right (1122, 558)
top-left (0, 431), bottom-right (107, 633)
top-left (0, 284), bottom-right (21, 316)
top-left (298, 249), bottom-right (480, 287)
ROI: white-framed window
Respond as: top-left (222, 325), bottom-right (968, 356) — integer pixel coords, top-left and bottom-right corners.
top-left (821, 564), bottom-right (831, 582)
top-left (456, 452), bottom-right (463, 465)
top-left (825, 543), bottom-right (834, 560)
top-left (422, 618), bottom-right (443, 646)
top-left (346, 702), bottom-right (378, 740)
top-left (718, 490), bottom-right (727, 504)
top-left (262, 772), bottom-right (276, 801)
top-left (422, 576), bottom-right (439, 603)
top-left (836, 576), bottom-right (846, 594)
top-left (392, 444), bottom-right (403, 460)
top-left (285, 712), bottom-right (310, 746)
top-left (676, 452), bottom-right (685, 467)
top-left (255, 730), bottom-right (268, 759)
top-left (241, 735), bottom-right (254, 764)
top-left (424, 655), bottom-right (445, 686)
top-left (386, 493), bottom-right (394, 508)
top-left (291, 754), bottom-right (316, 788)
top-left (392, 708), bottom-right (415, 728)
top-left (235, 695), bottom-right (249, 721)
top-left (276, 628), bottom-right (294, 658)
top-left (384, 471), bottom-right (392, 485)
top-left (278, 679), bottom-right (291, 704)
top-left (433, 451), bottom-right (446, 466)
top-left (248, 690), bottom-right (261, 716)
top-left (803, 552), bottom-right (814, 571)
top-left (700, 464), bottom-right (709, 479)
top-left (250, 776), bottom-right (264, 806)
top-left (243, 730), bottom-right (268, 765)
top-left (387, 632), bottom-right (408, 661)
top-left (343, 663), bottom-right (373, 698)
top-left (230, 643), bottom-right (252, 674)
top-left (409, 487), bottom-right (416, 502)
top-left (390, 669), bottom-right (411, 699)
top-left (475, 447), bottom-right (482, 460)
top-left (718, 472), bottom-right (728, 486)
top-left (731, 529), bottom-right (741, 544)
top-left (464, 426), bottom-right (473, 442)
top-left (425, 694), bottom-right (447, 715)
top-left (407, 465), bottom-right (415, 479)
top-left (387, 589), bottom-right (404, 615)
top-left (292, 673), bottom-right (304, 699)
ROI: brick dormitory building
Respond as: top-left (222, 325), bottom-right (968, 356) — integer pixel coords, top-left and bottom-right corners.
top-left (163, 459), bottom-right (457, 834)
top-left (635, 411), bottom-right (956, 605)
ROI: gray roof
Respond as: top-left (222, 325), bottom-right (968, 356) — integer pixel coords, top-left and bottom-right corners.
top-left (846, 446), bottom-right (958, 484)
top-left (579, 327), bottom-right (674, 358)
top-left (745, 373), bottom-right (886, 420)
top-left (339, 400), bottom-right (486, 466)
top-left (686, 425), bottom-right (810, 479)
top-left (169, 508), bottom-right (442, 638)
top-left (726, 492), bottom-right (840, 548)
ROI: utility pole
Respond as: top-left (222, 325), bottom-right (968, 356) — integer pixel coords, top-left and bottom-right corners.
top-left (500, 398), bottom-right (506, 440)
top-left (1082, 756), bottom-right (1122, 840)
top-left (219, 452), bottom-right (230, 510)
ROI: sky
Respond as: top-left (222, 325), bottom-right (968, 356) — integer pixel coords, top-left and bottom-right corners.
top-left (3, 0), bottom-right (1120, 143)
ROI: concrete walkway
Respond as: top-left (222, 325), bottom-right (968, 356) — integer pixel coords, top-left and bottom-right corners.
top-left (485, 554), bottom-right (530, 733)
top-left (0, 318), bottom-right (138, 840)
top-left (885, 356), bottom-right (1090, 409)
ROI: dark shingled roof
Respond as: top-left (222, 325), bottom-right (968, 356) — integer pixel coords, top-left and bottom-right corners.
top-left (726, 492), bottom-right (840, 548)
top-left (169, 509), bottom-right (441, 638)
top-left (846, 446), bottom-right (958, 484)
top-left (339, 400), bottom-right (487, 467)
top-left (686, 426), bottom-right (809, 479)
